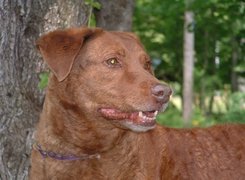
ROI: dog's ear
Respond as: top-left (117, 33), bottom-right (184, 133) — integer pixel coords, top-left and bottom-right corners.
top-left (36, 27), bottom-right (102, 82)
top-left (123, 32), bottom-right (141, 41)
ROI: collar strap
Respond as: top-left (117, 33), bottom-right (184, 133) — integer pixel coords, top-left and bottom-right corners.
top-left (33, 143), bottom-right (100, 161)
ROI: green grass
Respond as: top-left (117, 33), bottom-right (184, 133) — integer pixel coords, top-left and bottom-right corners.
top-left (157, 104), bottom-right (184, 128)
top-left (157, 92), bottom-right (245, 128)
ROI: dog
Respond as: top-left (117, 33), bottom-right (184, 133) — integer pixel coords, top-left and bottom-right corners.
top-left (30, 27), bottom-right (245, 180)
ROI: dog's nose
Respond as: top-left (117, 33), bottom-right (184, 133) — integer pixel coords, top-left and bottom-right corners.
top-left (151, 84), bottom-right (172, 102)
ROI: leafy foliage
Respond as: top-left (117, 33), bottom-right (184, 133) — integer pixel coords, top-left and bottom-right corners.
top-left (85, 0), bottom-right (101, 27)
top-left (157, 104), bottom-right (184, 128)
top-left (221, 92), bottom-right (245, 123)
top-left (133, 0), bottom-right (184, 83)
top-left (134, 0), bottom-right (244, 127)
top-left (38, 72), bottom-right (49, 89)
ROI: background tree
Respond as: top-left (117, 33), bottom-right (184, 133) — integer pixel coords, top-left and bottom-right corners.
top-left (183, 0), bottom-right (195, 126)
top-left (94, 0), bottom-right (135, 31)
top-left (0, 1), bottom-right (89, 179)
top-left (0, 0), bottom-right (136, 179)
top-left (193, 0), bottom-right (245, 117)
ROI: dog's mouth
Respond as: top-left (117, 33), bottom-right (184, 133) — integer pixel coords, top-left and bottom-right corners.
top-left (99, 108), bottom-right (158, 127)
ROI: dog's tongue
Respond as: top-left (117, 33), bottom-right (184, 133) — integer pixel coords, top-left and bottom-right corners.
top-left (99, 108), bottom-right (158, 125)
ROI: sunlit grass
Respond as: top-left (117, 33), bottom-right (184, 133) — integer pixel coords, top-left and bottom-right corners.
top-left (157, 92), bottom-right (245, 128)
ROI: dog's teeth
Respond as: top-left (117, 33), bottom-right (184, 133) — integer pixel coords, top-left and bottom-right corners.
top-left (138, 111), bottom-right (157, 122)
top-left (146, 117), bottom-right (151, 121)
top-left (139, 111), bottom-right (143, 118)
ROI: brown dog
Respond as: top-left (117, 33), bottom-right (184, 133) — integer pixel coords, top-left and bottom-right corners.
top-left (30, 27), bottom-right (245, 180)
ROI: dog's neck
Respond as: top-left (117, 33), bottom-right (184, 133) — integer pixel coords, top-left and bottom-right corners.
top-left (36, 91), bottom-right (137, 155)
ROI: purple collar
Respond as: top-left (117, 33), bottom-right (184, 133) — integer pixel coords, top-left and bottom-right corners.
top-left (33, 143), bottom-right (100, 161)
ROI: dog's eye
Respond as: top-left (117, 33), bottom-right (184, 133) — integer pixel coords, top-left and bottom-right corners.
top-left (105, 58), bottom-right (121, 67)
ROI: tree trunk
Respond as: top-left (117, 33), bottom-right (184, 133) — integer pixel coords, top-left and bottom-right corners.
top-left (208, 94), bottom-right (214, 116)
top-left (200, 30), bottom-right (209, 115)
top-left (94, 0), bottom-right (135, 31)
top-left (0, 1), bottom-right (89, 179)
top-left (231, 37), bottom-right (238, 92)
top-left (182, 10), bottom-right (195, 126)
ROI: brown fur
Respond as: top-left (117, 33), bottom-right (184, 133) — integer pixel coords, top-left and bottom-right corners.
top-left (30, 27), bottom-right (245, 180)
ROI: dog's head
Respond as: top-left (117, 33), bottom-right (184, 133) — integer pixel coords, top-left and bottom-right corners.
top-left (37, 27), bottom-right (172, 132)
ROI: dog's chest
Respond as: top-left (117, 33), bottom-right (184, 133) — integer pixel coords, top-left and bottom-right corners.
top-left (96, 145), bottom-right (162, 179)
top-left (47, 157), bottom-right (160, 180)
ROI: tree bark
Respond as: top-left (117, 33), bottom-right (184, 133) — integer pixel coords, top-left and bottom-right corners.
top-left (94, 0), bottom-right (135, 31)
top-left (200, 30), bottom-right (209, 115)
top-left (182, 10), bottom-right (195, 126)
top-left (231, 37), bottom-right (238, 92)
top-left (0, 1), bottom-right (89, 179)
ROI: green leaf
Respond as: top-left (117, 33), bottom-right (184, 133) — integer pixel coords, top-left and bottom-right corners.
top-left (234, 64), bottom-right (245, 73)
top-left (91, 2), bottom-right (101, 9)
top-left (38, 72), bottom-right (49, 89)
top-left (88, 13), bottom-right (97, 27)
top-left (85, 0), bottom-right (101, 9)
